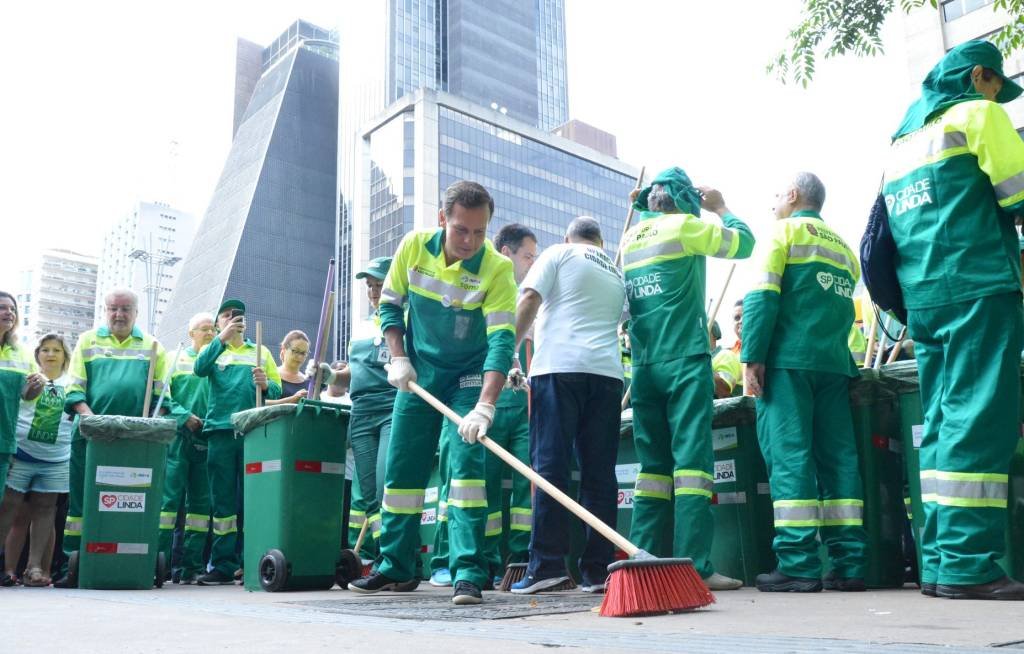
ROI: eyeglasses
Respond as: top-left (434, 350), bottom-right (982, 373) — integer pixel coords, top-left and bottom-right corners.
top-left (289, 348), bottom-right (309, 356)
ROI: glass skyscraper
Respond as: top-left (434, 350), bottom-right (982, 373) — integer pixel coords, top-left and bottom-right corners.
top-left (159, 22), bottom-right (339, 353)
top-left (348, 88), bottom-right (637, 323)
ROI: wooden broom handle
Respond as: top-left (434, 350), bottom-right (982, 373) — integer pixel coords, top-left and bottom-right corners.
top-left (614, 166), bottom-right (646, 268)
top-left (255, 321), bottom-right (263, 408)
top-left (311, 291), bottom-right (336, 400)
top-left (886, 326), bottom-right (908, 364)
top-left (408, 380), bottom-right (639, 557)
top-left (708, 263), bottom-right (736, 345)
top-left (141, 342), bottom-right (159, 417)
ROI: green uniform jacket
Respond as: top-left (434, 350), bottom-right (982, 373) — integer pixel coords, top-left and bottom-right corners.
top-left (167, 347), bottom-right (210, 434)
top-left (884, 99), bottom-right (1024, 309)
top-left (65, 326), bottom-right (169, 438)
top-left (622, 211), bottom-right (754, 364)
top-left (742, 211), bottom-right (860, 377)
top-left (0, 342), bottom-right (38, 455)
top-left (379, 229), bottom-right (517, 377)
top-left (194, 338), bottom-right (282, 432)
top-left (348, 317), bottom-right (397, 416)
top-left (711, 346), bottom-right (741, 394)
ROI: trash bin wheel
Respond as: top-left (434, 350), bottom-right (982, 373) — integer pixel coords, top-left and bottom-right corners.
top-left (67, 551), bottom-right (80, 587)
top-left (154, 552), bottom-right (167, 589)
top-left (259, 549), bottom-right (289, 592)
top-left (336, 548), bottom-right (362, 588)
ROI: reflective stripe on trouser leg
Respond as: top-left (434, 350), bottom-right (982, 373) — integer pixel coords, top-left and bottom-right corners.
top-left (377, 390), bottom-right (443, 583)
top-left (673, 469), bottom-right (713, 498)
top-left (206, 429), bottom-right (242, 576)
top-left (820, 500), bottom-right (863, 526)
top-left (910, 293), bottom-right (1022, 586)
top-left (484, 511), bottom-right (502, 537)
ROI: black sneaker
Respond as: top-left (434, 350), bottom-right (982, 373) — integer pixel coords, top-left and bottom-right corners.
top-left (755, 569), bottom-right (822, 593)
top-left (936, 576), bottom-right (1024, 600)
top-left (196, 570), bottom-right (236, 586)
top-left (822, 570), bottom-right (866, 592)
top-left (394, 577), bottom-right (420, 592)
top-left (921, 582), bottom-right (937, 597)
top-left (452, 580), bottom-right (483, 605)
top-left (53, 575), bottom-right (77, 589)
top-left (348, 571), bottom-right (402, 594)
top-left (171, 569), bottom-right (182, 584)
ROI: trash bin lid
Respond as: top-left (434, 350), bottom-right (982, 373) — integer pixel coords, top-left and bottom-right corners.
top-left (712, 395), bottom-right (756, 426)
top-left (79, 415), bottom-right (177, 444)
top-left (231, 405), bottom-right (298, 436)
top-left (880, 360), bottom-right (920, 393)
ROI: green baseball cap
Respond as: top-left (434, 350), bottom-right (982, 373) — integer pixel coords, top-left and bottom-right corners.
top-left (217, 298), bottom-right (246, 315)
top-left (356, 257), bottom-right (392, 281)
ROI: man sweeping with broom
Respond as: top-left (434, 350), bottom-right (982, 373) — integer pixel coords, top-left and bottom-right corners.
top-left (348, 181), bottom-right (517, 606)
top-left (622, 167), bottom-right (753, 591)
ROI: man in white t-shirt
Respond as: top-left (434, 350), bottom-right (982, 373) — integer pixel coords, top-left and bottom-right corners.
top-left (510, 216), bottom-right (626, 594)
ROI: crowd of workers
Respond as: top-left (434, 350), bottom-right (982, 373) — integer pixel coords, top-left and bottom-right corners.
top-left (0, 39), bottom-right (1022, 604)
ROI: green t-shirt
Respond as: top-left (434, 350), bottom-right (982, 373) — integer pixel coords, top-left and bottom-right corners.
top-left (348, 320), bottom-right (397, 416)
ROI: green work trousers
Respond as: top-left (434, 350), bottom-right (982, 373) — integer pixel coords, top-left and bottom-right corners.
top-left (377, 369), bottom-right (487, 587)
top-left (0, 458), bottom-right (8, 494)
top-left (62, 437), bottom-right (87, 568)
top-left (206, 429), bottom-right (243, 577)
top-left (628, 354), bottom-right (715, 578)
top-left (158, 429), bottom-right (211, 578)
top-left (430, 405), bottom-right (532, 578)
top-left (756, 368), bottom-right (868, 579)
top-left (910, 291), bottom-right (1023, 586)
top-left (429, 422), bottom-right (452, 574)
top-left (346, 410), bottom-right (391, 560)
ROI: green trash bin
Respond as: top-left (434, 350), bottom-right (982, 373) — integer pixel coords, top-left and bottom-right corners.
top-left (848, 368), bottom-right (905, 588)
top-left (883, 359), bottom-right (1024, 581)
top-left (709, 396), bottom-right (775, 586)
top-left (234, 399), bottom-right (349, 592)
top-left (74, 416), bottom-right (176, 590)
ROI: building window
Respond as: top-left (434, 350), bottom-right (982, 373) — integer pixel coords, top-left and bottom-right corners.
top-left (941, 0), bottom-right (994, 22)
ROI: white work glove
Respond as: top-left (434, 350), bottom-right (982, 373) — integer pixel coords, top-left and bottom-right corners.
top-left (304, 360), bottom-right (337, 385)
top-left (505, 368), bottom-right (527, 391)
top-left (458, 402), bottom-right (495, 444)
top-left (385, 356), bottom-right (417, 391)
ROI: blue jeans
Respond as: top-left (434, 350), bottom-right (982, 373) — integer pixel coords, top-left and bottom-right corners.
top-left (527, 373), bottom-right (622, 585)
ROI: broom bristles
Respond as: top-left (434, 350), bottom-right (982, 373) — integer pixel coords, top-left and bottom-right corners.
top-left (498, 563), bottom-right (528, 592)
top-left (599, 559), bottom-right (715, 617)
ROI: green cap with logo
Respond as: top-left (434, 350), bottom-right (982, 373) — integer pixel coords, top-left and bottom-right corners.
top-left (356, 257), bottom-right (393, 281)
top-left (217, 298), bottom-right (246, 316)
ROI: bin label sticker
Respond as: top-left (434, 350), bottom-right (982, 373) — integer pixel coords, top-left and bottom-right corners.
top-left (757, 482), bottom-right (771, 495)
top-left (421, 508), bottom-right (436, 525)
top-left (425, 487), bottom-right (438, 504)
top-left (245, 460), bottom-right (281, 474)
top-left (95, 466), bottom-right (152, 488)
top-left (615, 463), bottom-right (641, 484)
top-left (713, 491), bottom-right (747, 505)
top-left (912, 425), bottom-right (924, 449)
top-left (294, 461), bottom-right (343, 474)
top-left (85, 542), bottom-right (149, 554)
top-left (714, 459), bottom-right (736, 484)
top-left (617, 488), bottom-right (634, 509)
top-left (98, 492), bottom-right (146, 513)
top-left (712, 427), bottom-right (738, 451)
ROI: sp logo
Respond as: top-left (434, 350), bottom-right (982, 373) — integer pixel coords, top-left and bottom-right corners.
top-left (817, 272), bottom-right (834, 292)
top-left (885, 194), bottom-right (896, 214)
top-left (101, 494), bottom-right (117, 508)
top-left (806, 224), bottom-right (818, 237)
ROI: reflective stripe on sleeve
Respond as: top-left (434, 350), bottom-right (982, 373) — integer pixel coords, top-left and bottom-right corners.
top-left (380, 288), bottom-right (405, 306)
top-left (994, 170), bottom-right (1024, 203)
top-left (623, 240), bottom-right (684, 267)
top-left (408, 270), bottom-right (486, 306)
top-left (713, 228), bottom-right (735, 257)
top-left (485, 311), bottom-right (514, 327)
top-left (787, 244), bottom-right (856, 272)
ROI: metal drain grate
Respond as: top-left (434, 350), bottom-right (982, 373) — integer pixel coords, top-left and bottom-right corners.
top-left (289, 591), bottom-right (603, 621)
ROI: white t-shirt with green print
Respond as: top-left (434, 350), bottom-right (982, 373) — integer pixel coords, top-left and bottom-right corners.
top-left (16, 373), bottom-right (74, 462)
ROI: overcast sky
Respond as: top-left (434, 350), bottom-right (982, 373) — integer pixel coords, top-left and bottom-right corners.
top-left (0, 0), bottom-right (916, 341)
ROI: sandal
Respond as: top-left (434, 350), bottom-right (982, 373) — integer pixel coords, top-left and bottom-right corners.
top-left (23, 567), bottom-right (50, 587)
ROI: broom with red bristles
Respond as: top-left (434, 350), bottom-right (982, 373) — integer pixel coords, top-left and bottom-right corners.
top-left (407, 381), bottom-right (715, 617)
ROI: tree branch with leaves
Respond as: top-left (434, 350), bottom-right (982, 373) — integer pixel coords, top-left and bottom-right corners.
top-left (770, 0), bottom-right (1024, 86)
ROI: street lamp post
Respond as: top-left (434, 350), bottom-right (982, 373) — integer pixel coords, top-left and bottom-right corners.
top-left (128, 241), bottom-right (181, 333)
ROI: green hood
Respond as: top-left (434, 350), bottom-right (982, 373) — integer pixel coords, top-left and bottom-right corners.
top-left (632, 166), bottom-right (702, 215)
top-left (893, 40), bottom-right (1023, 140)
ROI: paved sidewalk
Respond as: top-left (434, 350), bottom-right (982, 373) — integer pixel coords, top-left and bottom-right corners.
top-left (5, 584), bottom-right (1023, 653)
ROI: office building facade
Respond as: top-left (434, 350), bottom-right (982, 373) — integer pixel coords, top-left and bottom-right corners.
top-left (95, 201), bottom-right (197, 335)
top-left (158, 21), bottom-right (339, 353)
top-left (17, 249), bottom-right (98, 349)
top-left (347, 88), bottom-right (637, 324)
